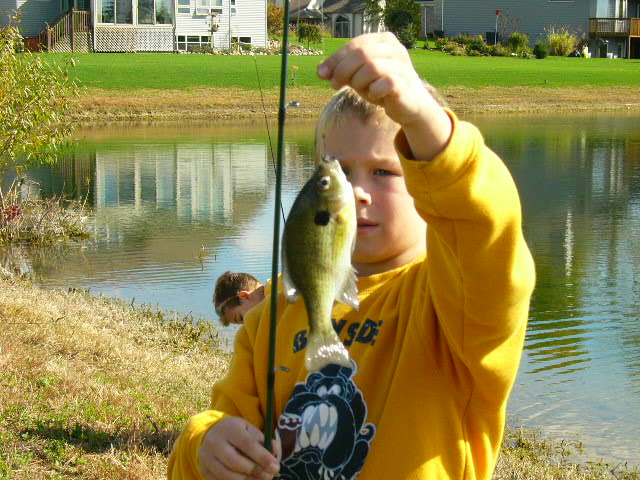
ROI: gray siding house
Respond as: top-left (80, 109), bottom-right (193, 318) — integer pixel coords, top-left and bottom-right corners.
top-left (439, 0), bottom-right (639, 58)
top-left (0, 0), bottom-right (266, 51)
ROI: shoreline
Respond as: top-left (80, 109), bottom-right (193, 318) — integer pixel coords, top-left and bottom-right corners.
top-left (71, 85), bottom-right (640, 123)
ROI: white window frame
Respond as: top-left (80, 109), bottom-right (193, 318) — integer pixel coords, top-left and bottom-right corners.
top-left (195, 0), bottom-right (222, 15)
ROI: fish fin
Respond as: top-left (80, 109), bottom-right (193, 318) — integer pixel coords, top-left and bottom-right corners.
top-left (281, 251), bottom-right (299, 304)
top-left (337, 268), bottom-right (359, 311)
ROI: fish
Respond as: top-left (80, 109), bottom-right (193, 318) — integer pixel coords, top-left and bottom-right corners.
top-left (282, 154), bottom-right (359, 373)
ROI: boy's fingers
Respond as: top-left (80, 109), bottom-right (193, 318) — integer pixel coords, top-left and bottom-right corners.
top-left (201, 455), bottom-right (246, 480)
top-left (229, 427), bottom-right (279, 476)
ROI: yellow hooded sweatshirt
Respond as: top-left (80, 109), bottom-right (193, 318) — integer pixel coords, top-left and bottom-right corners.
top-left (168, 111), bottom-right (536, 480)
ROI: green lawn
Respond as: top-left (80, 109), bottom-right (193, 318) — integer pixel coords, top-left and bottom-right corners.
top-left (44, 40), bottom-right (640, 91)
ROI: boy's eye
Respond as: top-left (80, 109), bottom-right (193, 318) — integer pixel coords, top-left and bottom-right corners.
top-left (374, 169), bottom-right (394, 176)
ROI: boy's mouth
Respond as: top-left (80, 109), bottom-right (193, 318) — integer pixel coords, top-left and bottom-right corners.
top-left (357, 218), bottom-right (377, 233)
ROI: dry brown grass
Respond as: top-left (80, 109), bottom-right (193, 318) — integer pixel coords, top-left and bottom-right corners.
top-left (0, 276), bottom-right (229, 479)
top-left (70, 86), bottom-right (640, 123)
top-left (0, 276), bottom-right (637, 479)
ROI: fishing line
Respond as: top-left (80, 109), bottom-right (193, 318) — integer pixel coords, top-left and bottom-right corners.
top-left (252, 55), bottom-right (286, 224)
top-left (264, 0), bottom-right (291, 453)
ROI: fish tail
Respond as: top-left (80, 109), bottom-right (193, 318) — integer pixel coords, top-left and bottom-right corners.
top-left (305, 325), bottom-right (350, 373)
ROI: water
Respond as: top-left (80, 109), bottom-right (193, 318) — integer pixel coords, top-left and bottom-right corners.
top-left (2, 113), bottom-right (639, 465)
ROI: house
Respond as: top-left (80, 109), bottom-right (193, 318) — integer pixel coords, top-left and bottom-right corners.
top-left (439, 0), bottom-right (639, 58)
top-left (289, 0), bottom-right (385, 38)
top-left (0, 0), bottom-right (267, 52)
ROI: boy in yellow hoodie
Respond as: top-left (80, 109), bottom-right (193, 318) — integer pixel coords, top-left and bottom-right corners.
top-left (168, 32), bottom-right (535, 480)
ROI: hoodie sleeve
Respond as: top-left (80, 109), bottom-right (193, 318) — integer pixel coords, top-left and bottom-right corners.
top-left (399, 109), bottom-right (536, 401)
top-left (167, 305), bottom-right (266, 480)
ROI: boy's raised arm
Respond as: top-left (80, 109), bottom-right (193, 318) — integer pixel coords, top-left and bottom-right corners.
top-left (317, 32), bottom-right (452, 162)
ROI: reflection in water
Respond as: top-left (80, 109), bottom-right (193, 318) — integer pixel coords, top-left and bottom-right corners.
top-left (2, 114), bottom-right (640, 465)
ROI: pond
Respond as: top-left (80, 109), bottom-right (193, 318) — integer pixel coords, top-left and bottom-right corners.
top-left (2, 113), bottom-right (640, 466)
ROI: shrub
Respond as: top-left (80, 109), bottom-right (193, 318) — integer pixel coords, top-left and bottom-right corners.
top-left (487, 44), bottom-right (510, 56)
top-left (545, 25), bottom-right (578, 56)
top-left (433, 29), bottom-right (444, 39)
top-left (267, 4), bottom-right (283, 35)
top-left (442, 41), bottom-right (462, 54)
top-left (434, 37), bottom-right (448, 50)
top-left (533, 41), bottom-right (549, 59)
top-left (384, 0), bottom-right (420, 49)
top-left (467, 35), bottom-right (488, 54)
top-left (396, 24), bottom-right (417, 49)
top-left (297, 23), bottom-right (322, 49)
top-left (507, 32), bottom-right (529, 53)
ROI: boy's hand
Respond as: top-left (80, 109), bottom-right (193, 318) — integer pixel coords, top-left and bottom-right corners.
top-left (198, 417), bottom-right (281, 480)
top-left (317, 32), bottom-right (452, 161)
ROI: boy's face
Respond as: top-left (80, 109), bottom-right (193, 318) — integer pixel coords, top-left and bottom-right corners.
top-left (221, 286), bottom-right (265, 325)
top-left (323, 114), bottom-right (427, 276)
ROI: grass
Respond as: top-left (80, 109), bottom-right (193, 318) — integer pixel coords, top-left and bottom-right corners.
top-left (42, 44), bottom-right (640, 91)
top-left (0, 275), bottom-right (637, 479)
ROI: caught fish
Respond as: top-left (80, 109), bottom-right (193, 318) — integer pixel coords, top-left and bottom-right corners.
top-left (282, 154), bottom-right (359, 372)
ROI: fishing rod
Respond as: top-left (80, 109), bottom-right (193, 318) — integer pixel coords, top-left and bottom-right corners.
top-left (264, 0), bottom-right (291, 453)
top-left (252, 55), bottom-right (286, 224)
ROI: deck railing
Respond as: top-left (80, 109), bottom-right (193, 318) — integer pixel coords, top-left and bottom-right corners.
top-left (589, 17), bottom-right (640, 37)
top-left (39, 9), bottom-right (91, 52)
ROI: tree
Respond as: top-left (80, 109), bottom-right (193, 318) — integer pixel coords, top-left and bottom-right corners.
top-left (297, 23), bottom-right (322, 49)
top-left (383, 0), bottom-right (421, 49)
top-left (267, 4), bottom-right (283, 36)
top-left (0, 22), bottom-right (77, 172)
top-left (363, 0), bottom-right (383, 31)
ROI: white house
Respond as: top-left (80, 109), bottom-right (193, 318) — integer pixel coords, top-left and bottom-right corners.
top-left (0, 0), bottom-right (267, 51)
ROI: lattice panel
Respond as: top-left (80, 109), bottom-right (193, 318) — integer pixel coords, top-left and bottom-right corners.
top-left (135, 27), bottom-right (173, 52)
top-left (50, 33), bottom-right (92, 52)
top-left (95, 26), bottom-right (173, 52)
top-left (95, 27), bottom-right (136, 52)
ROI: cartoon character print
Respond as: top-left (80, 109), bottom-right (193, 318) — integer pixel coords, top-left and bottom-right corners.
top-left (275, 363), bottom-right (375, 480)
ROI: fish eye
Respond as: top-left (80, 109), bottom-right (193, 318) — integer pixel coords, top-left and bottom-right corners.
top-left (318, 176), bottom-right (331, 190)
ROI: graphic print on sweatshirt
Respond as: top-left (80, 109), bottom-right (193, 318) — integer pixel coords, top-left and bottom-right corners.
top-left (275, 363), bottom-right (375, 480)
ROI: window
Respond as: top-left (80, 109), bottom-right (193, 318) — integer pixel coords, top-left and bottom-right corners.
top-left (97, 0), bottom-right (132, 23)
top-left (136, 0), bottom-right (173, 24)
top-left (231, 6), bottom-right (236, 15)
top-left (334, 15), bottom-right (350, 38)
top-left (196, 0), bottom-right (222, 15)
top-left (177, 35), bottom-right (211, 51)
top-left (178, 0), bottom-right (191, 14)
top-left (156, 0), bottom-right (173, 24)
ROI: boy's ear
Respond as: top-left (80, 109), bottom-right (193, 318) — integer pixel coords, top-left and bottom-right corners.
top-left (238, 290), bottom-right (251, 299)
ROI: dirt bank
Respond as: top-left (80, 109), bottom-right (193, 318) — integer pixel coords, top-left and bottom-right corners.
top-left (71, 85), bottom-right (639, 123)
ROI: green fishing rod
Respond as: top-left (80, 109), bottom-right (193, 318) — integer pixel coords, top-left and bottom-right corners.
top-left (264, 0), bottom-right (291, 453)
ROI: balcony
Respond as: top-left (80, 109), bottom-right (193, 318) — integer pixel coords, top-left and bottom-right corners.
top-left (589, 17), bottom-right (640, 37)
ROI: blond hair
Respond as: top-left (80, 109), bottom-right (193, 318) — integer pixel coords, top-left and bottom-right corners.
top-left (314, 83), bottom-right (448, 163)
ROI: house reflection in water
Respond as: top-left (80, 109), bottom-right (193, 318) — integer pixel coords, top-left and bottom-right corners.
top-left (94, 142), bottom-right (268, 223)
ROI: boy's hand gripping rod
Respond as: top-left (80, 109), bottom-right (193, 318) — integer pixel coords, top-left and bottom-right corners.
top-left (264, 0), bottom-right (291, 454)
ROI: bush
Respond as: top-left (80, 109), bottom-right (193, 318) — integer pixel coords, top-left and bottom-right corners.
top-left (384, 0), bottom-right (420, 49)
top-left (533, 41), bottom-right (549, 59)
top-left (545, 25), bottom-right (578, 56)
top-left (487, 44), bottom-right (510, 56)
top-left (297, 23), bottom-right (322, 49)
top-left (396, 25), bottom-right (417, 49)
top-left (434, 37), bottom-right (448, 50)
top-left (507, 32), bottom-right (529, 53)
top-left (267, 4), bottom-right (283, 35)
top-left (434, 29), bottom-right (444, 38)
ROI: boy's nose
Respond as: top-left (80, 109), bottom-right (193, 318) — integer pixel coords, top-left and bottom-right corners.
top-left (352, 185), bottom-right (372, 206)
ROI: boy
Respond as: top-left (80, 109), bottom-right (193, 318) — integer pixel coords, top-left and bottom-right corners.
top-left (214, 271), bottom-right (265, 326)
top-left (168, 32), bottom-right (535, 480)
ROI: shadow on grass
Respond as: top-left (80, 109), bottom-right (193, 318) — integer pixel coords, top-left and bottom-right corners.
top-left (22, 421), bottom-right (181, 456)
